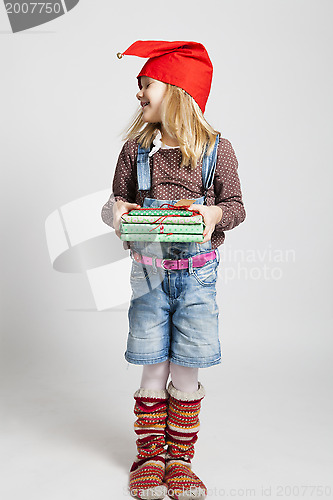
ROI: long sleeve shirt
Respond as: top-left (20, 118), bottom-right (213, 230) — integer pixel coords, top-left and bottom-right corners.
top-left (101, 136), bottom-right (246, 248)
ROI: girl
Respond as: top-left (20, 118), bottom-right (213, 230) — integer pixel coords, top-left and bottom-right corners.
top-left (101, 40), bottom-right (246, 500)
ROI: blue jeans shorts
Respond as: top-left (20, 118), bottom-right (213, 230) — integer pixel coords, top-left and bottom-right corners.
top-left (125, 241), bottom-right (221, 368)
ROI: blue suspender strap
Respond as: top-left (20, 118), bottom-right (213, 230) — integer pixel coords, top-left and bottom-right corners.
top-left (137, 134), bottom-right (219, 197)
top-left (202, 134), bottom-right (220, 204)
top-left (137, 143), bottom-right (151, 191)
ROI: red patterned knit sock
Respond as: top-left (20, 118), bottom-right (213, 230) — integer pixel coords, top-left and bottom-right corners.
top-left (164, 381), bottom-right (207, 500)
top-left (129, 387), bottom-right (169, 499)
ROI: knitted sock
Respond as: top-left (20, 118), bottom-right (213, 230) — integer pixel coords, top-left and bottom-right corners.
top-left (129, 387), bottom-right (169, 500)
top-left (164, 381), bottom-right (207, 500)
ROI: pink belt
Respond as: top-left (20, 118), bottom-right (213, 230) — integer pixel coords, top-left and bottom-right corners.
top-left (131, 249), bottom-right (217, 270)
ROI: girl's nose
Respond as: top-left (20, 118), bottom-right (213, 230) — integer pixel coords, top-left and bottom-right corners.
top-left (136, 90), bottom-right (143, 100)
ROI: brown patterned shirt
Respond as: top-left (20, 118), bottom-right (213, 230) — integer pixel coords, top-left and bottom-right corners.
top-left (101, 136), bottom-right (246, 248)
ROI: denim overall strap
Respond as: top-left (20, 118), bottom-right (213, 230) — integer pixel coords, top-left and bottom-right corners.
top-left (137, 143), bottom-right (151, 191)
top-left (201, 134), bottom-right (220, 204)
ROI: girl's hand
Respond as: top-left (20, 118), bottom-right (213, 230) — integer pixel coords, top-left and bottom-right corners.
top-left (113, 200), bottom-right (141, 249)
top-left (188, 204), bottom-right (223, 244)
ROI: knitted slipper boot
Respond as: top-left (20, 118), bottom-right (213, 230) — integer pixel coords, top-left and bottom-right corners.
top-left (129, 387), bottom-right (169, 500)
top-left (164, 381), bottom-right (207, 500)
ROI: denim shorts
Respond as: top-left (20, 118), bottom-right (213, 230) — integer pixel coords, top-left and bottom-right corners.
top-left (125, 241), bottom-right (221, 368)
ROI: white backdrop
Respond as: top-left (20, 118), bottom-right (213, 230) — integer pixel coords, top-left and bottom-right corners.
top-left (1, 0), bottom-right (332, 499)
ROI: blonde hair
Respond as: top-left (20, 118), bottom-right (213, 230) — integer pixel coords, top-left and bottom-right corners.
top-left (121, 83), bottom-right (221, 169)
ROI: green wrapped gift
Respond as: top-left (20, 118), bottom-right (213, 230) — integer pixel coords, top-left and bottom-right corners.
top-left (120, 233), bottom-right (204, 242)
top-left (129, 208), bottom-right (195, 217)
top-left (120, 222), bottom-right (204, 234)
top-left (121, 214), bottom-right (203, 224)
top-left (120, 207), bottom-right (205, 242)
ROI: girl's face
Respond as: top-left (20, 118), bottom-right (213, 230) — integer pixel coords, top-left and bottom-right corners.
top-left (136, 76), bottom-right (167, 123)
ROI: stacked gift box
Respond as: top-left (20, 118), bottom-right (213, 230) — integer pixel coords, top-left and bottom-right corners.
top-left (120, 208), bottom-right (204, 242)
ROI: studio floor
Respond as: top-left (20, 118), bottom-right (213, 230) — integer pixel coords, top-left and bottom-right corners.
top-left (1, 314), bottom-right (332, 500)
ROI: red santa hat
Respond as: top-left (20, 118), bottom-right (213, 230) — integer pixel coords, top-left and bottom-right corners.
top-left (117, 40), bottom-right (213, 113)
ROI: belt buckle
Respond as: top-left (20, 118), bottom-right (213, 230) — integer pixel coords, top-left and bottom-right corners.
top-left (160, 259), bottom-right (168, 270)
top-left (161, 258), bottom-right (177, 270)
top-left (161, 258), bottom-right (182, 270)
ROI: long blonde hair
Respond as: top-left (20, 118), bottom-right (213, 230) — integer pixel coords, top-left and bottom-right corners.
top-left (121, 83), bottom-right (221, 169)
